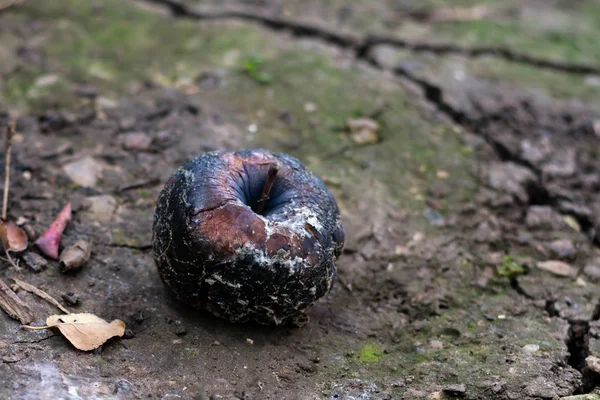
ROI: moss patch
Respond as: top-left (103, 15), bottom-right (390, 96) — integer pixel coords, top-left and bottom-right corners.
top-left (357, 344), bottom-right (384, 363)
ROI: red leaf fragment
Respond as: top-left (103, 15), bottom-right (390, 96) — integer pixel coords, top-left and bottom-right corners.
top-left (35, 202), bottom-right (72, 259)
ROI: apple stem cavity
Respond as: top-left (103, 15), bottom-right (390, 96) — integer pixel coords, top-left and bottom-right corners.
top-left (254, 161), bottom-right (279, 215)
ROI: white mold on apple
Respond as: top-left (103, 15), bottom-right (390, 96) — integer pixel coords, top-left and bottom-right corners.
top-left (152, 149), bottom-right (344, 325)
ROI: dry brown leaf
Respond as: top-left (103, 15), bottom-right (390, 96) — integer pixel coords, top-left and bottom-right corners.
top-left (0, 218), bottom-right (27, 252)
top-left (24, 313), bottom-right (125, 351)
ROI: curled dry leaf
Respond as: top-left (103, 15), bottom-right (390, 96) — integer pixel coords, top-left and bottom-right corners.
top-left (23, 313), bottom-right (125, 351)
top-left (35, 202), bottom-right (71, 259)
top-left (0, 218), bottom-right (27, 252)
top-left (59, 240), bottom-right (92, 273)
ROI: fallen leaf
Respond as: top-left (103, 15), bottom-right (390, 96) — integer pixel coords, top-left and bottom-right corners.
top-left (24, 313), bottom-right (125, 351)
top-left (0, 218), bottom-right (27, 252)
top-left (35, 203), bottom-right (71, 259)
top-left (59, 240), bottom-right (92, 273)
top-left (563, 215), bottom-right (581, 232)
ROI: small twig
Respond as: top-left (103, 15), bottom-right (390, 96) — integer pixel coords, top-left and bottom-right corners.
top-left (21, 325), bottom-right (50, 330)
top-left (12, 278), bottom-right (71, 315)
top-left (254, 162), bottom-right (279, 215)
top-left (4, 249), bottom-right (20, 271)
top-left (3, 123), bottom-right (14, 220)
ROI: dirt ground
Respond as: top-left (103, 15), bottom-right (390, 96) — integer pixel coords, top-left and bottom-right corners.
top-left (1, 0), bottom-right (600, 399)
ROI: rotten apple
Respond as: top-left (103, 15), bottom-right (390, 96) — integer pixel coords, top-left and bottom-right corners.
top-left (152, 149), bottom-right (344, 325)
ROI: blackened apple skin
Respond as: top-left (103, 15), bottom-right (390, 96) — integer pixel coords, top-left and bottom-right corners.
top-left (152, 149), bottom-right (344, 325)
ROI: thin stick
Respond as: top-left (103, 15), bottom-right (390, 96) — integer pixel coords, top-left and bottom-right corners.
top-left (21, 325), bottom-right (50, 330)
top-left (4, 249), bottom-right (20, 271)
top-left (254, 162), bottom-right (279, 215)
top-left (13, 278), bottom-right (71, 315)
top-left (3, 123), bottom-right (14, 220)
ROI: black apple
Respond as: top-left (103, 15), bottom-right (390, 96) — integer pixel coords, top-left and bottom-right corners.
top-left (152, 149), bottom-right (344, 325)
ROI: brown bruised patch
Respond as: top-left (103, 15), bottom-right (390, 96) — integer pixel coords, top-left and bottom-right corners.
top-left (265, 233), bottom-right (292, 255)
top-left (197, 203), bottom-right (267, 252)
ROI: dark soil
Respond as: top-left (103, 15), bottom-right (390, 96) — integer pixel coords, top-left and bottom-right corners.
top-left (1, 1), bottom-right (600, 399)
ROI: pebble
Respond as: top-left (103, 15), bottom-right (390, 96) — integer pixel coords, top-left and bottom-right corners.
top-left (63, 156), bottom-right (100, 187)
top-left (537, 260), bottom-right (576, 278)
top-left (545, 239), bottom-right (576, 259)
top-left (121, 132), bottom-right (152, 151)
top-left (583, 264), bottom-right (600, 282)
top-left (488, 162), bottom-right (536, 203)
top-left (61, 292), bottom-right (81, 306)
top-left (429, 340), bottom-right (444, 349)
top-left (347, 118), bottom-right (380, 145)
top-left (443, 383), bottom-right (466, 396)
top-left (174, 324), bottom-right (187, 336)
top-left (525, 206), bottom-right (564, 230)
top-left (586, 355), bottom-right (600, 374)
top-left (85, 195), bottom-right (117, 223)
top-left (428, 181), bottom-right (449, 199)
top-left (523, 344), bottom-right (540, 353)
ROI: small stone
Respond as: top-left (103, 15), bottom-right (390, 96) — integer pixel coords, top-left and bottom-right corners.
top-left (586, 355), bottom-right (600, 374)
top-left (545, 239), bottom-right (577, 259)
top-left (35, 74), bottom-right (59, 88)
top-left (85, 195), bottom-right (117, 223)
top-left (121, 132), bottom-right (152, 151)
top-left (488, 162), bottom-right (536, 203)
top-left (96, 96), bottom-right (118, 109)
top-left (428, 181), bottom-right (449, 199)
top-left (429, 340), bottom-right (444, 349)
top-left (61, 292), bottom-right (80, 306)
top-left (523, 344), bottom-right (539, 353)
top-left (474, 219), bottom-right (500, 243)
top-left (584, 264), bottom-right (600, 282)
top-left (436, 170), bottom-right (449, 179)
top-left (123, 329), bottom-right (135, 339)
top-left (443, 383), bottom-right (466, 396)
top-left (537, 260), bottom-right (576, 278)
top-left (20, 252), bottom-right (48, 273)
top-left (63, 157), bottom-right (100, 187)
top-left (303, 102), bottom-right (317, 112)
top-left (246, 338), bottom-right (254, 345)
top-left (174, 324), bottom-right (187, 336)
top-left (542, 148), bottom-right (576, 178)
top-left (21, 224), bottom-right (37, 242)
top-left (424, 208), bottom-right (445, 226)
top-left (525, 206), bottom-right (564, 230)
top-left (347, 118), bottom-right (380, 145)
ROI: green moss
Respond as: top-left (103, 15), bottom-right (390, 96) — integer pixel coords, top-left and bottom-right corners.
top-left (495, 255), bottom-right (525, 279)
top-left (357, 344), bottom-right (384, 363)
top-left (431, 2), bottom-right (600, 65)
top-left (4, 0), bottom-right (268, 111)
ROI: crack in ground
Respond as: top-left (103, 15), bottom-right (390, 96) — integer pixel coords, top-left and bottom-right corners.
top-left (142, 0), bottom-right (600, 76)
top-left (141, 0), bottom-right (599, 247)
